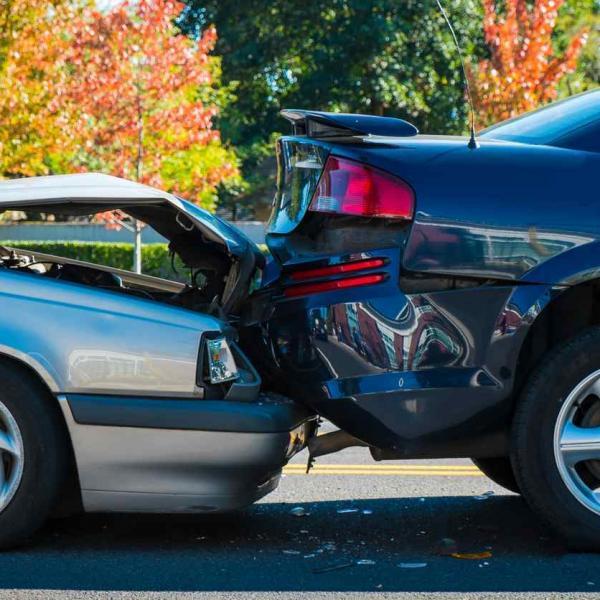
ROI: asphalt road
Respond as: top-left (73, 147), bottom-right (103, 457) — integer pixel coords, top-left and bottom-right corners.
top-left (1, 432), bottom-right (600, 600)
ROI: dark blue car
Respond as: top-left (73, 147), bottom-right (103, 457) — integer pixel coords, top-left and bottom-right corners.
top-left (243, 89), bottom-right (600, 549)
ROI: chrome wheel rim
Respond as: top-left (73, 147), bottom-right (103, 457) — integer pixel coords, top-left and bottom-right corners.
top-left (554, 369), bottom-right (600, 516)
top-left (0, 400), bottom-right (24, 512)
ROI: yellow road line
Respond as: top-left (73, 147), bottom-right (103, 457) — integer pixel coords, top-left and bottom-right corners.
top-left (284, 464), bottom-right (479, 471)
top-left (283, 464), bottom-right (483, 476)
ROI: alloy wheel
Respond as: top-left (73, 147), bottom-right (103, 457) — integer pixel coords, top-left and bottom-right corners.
top-left (0, 400), bottom-right (24, 512)
top-left (554, 369), bottom-right (600, 516)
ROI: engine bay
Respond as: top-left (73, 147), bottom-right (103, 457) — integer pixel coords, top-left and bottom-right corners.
top-left (0, 246), bottom-right (227, 315)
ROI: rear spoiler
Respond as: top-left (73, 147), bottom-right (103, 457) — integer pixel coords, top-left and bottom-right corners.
top-left (280, 109), bottom-right (419, 139)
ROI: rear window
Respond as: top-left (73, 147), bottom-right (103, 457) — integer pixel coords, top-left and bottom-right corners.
top-left (480, 90), bottom-right (600, 148)
top-left (267, 139), bottom-right (328, 234)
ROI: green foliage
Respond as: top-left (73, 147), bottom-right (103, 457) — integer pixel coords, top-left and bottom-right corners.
top-left (0, 241), bottom-right (181, 279)
top-left (179, 0), bottom-right (486, 212)
top-left (556, 0), bottom-right (600, 94)
top-left (180, 0), bottom-right (597, 215)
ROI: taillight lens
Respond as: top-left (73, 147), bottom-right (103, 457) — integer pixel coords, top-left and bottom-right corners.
top-left (284, 273), bottom-right (386, 298)
top-left (289, 257), bottom-right (386, 281)
top-left (309, 156), bottom-right (414, 219)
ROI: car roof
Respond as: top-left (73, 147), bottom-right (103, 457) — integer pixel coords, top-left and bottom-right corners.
top-left (0, 173), bottom-right (175, 206)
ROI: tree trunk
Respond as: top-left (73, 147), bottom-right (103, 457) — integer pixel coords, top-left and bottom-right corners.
top-left (133, 91), bottom-right (144, 273)
top-left (133, 219), bottom-right (142, 274)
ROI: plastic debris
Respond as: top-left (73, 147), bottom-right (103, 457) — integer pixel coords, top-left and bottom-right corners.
top-left (398, 562), bottom-right (428, 569)
top-left (290, 506), bottom-right (308, 517)
top-left (362, 509), bottom-right (373, 515)
top-left (304, 554), bottom-right (316, 559)
top-left (282, 550), bottom-right (301, 555)
top-left (450, 551), bottom-right (493, 560)
top-left (356, 559), bottom-right (376, 565)
top-left (473, 491), bottom-right (495, 501)
top-left (337, 508), bottom-right (359, 514)
top-left (312, 561), bottom-right (354, 574)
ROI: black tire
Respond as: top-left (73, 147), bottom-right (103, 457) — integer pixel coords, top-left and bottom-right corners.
top-left (511, 327), bottom-right (600, 550)
top-left (471, 457), bottom-right (520, 494)
top-left (0, 362), bottom-right (69, 549)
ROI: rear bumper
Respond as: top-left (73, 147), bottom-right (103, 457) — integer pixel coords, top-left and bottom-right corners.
top-left (246, 277), bottom-right (532, 457)
top-left (58, 393), bottom-right (316, 513)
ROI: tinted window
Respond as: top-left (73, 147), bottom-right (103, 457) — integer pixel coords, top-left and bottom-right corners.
top-left (481, 90), bottom-right (600, 149)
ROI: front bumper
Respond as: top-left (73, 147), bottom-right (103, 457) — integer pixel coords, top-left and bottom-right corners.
top-left (58, 393), bottom-right (316, 513)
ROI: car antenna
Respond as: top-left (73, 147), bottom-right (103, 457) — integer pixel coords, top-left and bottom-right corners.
top-left (435, 0), bottom-right (479, 150)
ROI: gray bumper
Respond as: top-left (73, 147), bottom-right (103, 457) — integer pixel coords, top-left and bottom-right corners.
top-left (58, 394), bottom-right (315, 513)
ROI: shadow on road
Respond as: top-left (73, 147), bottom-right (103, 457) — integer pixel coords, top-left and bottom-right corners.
top-left (1, 495), bottom-right (598, 593)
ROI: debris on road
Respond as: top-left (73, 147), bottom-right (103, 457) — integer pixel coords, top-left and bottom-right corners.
top-left (450, 551), bottom-right (493, 560)
top-left (436, 537), bottom-right (458, 556)
top-left (473, 491), bottom-right (495, 501)
top-left (290, 506), bottom-right (308, 517)
top-left (312, 561), bottom-right (354, 574)
top-left (398, 562), bottom-right (428, 569)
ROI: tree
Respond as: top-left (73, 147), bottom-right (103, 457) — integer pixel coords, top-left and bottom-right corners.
top-left (179, 0), bottom-right (486, 216)
top-left (469, 0), bottom-right (589, 126)
top-left (0, 1), bottom-right (79, 178)
top-left (58, 0), bottom-right (239, 271)
top-left (63, 0), bottom-right (237, 199)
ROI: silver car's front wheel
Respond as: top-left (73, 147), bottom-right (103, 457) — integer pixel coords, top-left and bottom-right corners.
top-left (0, 400), bottom-right (24, 513)
top-left (0, 362), bottom-right (68, 549)
top-left (554, 369), bottom-right (600, 516)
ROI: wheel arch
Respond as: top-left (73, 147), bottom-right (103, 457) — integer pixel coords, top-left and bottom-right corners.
top-left (513, 279), bottom-right (600, 399)
top-left (0, 345), bottom-right (59, 393)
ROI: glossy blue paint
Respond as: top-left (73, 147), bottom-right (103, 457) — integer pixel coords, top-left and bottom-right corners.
top-left (256, 92), bottom-right (600, 455)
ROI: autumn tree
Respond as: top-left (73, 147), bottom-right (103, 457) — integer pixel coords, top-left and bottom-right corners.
top-left (0, 1), bottom-right (79, 178)
top-left (470, 0), bottom-right (589, 126)
top-left (56, 0), bottom-right (239, 271)
top-left (63, 0), bottom-right (238, 201)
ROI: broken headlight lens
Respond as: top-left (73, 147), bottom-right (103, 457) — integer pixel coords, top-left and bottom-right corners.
top-left (206, 337), bottom-right (239, 384)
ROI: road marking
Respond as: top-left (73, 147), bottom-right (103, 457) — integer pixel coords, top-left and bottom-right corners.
top-left (283, 464), bottom-right (483, 476)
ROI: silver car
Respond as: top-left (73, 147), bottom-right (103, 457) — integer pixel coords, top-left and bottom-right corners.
top-left (0, 174), bottom-right (315, 548)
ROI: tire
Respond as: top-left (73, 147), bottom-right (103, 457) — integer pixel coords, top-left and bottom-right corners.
top-left (0, 362), bottom-right (68, 549)
top-left (471, 457), bottom-right (520, 494)
top-left (511, 327), bottom-right (600, 550)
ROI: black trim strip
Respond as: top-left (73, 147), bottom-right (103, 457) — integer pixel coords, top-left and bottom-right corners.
top-left (67, 394), bottom-right (314, 433)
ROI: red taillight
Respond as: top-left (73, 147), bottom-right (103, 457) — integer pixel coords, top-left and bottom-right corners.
top-left (284, 273), bottom-right (386, 298)
top-left (309, 156), bottom-right (414, 219)
top-left (289, 257), bottom-right (386, 282)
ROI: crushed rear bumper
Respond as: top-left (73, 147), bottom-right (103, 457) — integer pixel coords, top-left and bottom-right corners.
top-left (59, 392), bottom-right (316, 513)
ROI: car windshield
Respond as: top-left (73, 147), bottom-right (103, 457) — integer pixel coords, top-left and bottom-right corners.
top-left (480, 89), bottom-right (600, 145)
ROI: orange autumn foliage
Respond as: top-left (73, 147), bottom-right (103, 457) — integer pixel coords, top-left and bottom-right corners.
top-left (60, 0), bottom-right (237, 203)
top-left (0, 1), bottom-right (78, 176)
top-left (470, 0), bottom-right (589, 127)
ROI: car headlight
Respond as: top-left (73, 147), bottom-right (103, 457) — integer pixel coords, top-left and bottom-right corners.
top-left (206, 337), bottom-right (239, 384)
